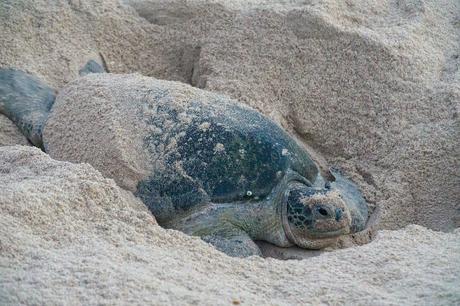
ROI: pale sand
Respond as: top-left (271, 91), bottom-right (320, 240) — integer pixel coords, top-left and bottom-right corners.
top-left (0, 0), bottom-right (459, 304)
top-left (1, 146), bottom-right (459, 305)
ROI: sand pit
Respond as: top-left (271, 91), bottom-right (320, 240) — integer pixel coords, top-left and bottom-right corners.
top-left (0, 0), bottom-right (459, 304)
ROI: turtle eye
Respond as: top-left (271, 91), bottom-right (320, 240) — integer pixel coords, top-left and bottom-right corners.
top-left (318, 207), bottom-right (329, 216)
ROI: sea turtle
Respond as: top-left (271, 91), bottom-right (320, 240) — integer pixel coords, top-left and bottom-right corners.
top-left (0, 66), bottom-right (369, 257)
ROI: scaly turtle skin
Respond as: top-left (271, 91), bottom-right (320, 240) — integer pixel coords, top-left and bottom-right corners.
top-left (0, 67), bottom-right (368, 257)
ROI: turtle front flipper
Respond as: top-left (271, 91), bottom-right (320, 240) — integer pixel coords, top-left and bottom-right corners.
top-left (0, 69), bottom-right (56, 149)
top-left (202, 228), bottom-right (262, 257)
top-left (329, 168), bottom-right (369, 233)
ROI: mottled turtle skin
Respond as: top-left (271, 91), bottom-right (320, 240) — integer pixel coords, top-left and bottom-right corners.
top-left (0, 66), bottom-right (369, 257)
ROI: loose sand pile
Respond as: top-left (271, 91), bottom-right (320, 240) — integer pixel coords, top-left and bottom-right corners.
top-left (1, 146), bottom-right (459, 305)
top-left (0, 0), bottom-right (459, 304)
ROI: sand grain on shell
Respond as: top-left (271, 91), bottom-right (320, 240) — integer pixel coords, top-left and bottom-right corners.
top-left (43, 73), bottom-right (254, 192)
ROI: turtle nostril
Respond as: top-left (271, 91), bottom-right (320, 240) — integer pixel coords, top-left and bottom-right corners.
top-left (318, 208), bottom-right (328, 216)
top-left (335, 208), bottom-right (343, 221)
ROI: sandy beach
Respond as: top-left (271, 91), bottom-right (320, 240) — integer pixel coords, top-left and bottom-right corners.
top-left (1, 0), bottom-right (459, 304)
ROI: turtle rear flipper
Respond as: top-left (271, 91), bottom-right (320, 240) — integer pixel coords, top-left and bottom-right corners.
top-left (0, 69), bottom-right (56, 149)
top-left (202, 228), bottom-right (262, 257)
top-left (79, 59), bottom-right (107, 76)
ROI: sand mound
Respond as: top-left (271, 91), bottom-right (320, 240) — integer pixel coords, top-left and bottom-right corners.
top-left (1, 146), bottom-right (459, 305)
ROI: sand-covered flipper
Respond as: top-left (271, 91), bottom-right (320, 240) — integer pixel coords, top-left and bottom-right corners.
top-left (78, 59), bottom-right (106, 76)
top-left (329, 168), bottom-right (369, 233)
top-left (0, 69), bottom-right (56, 149)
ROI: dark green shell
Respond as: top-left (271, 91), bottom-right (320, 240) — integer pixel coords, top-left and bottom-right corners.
top-left (136, 93), bottom-right (318, 223)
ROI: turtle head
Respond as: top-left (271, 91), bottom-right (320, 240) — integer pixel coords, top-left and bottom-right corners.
top-left (281, 181), bottom-right (362, 249)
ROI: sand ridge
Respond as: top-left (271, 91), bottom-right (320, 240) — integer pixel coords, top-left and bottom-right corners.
top-left (1, 146), bottom-right (459, 305)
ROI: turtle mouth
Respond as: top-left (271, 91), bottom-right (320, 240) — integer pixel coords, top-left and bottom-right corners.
top-left (310, 226), bottom-right (350, 237)
top-left (282, 220), bottom-right (348, 249)
top-left (282, 215), bottom-right (350, 249)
